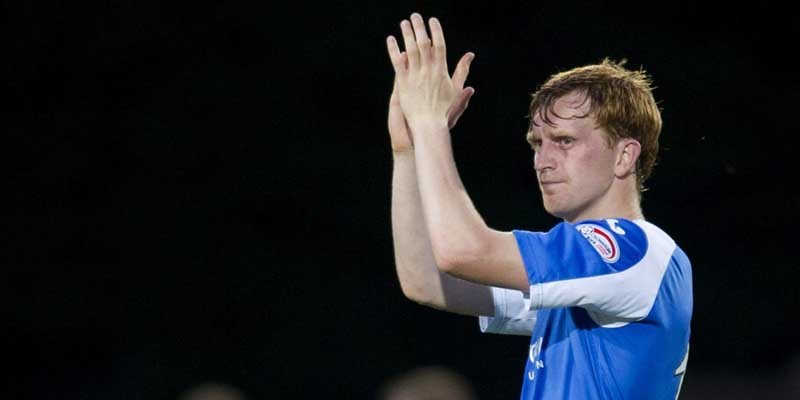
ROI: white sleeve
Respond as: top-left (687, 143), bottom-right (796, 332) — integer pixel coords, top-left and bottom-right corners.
top-left (478, 287), bottom-right (537, 336)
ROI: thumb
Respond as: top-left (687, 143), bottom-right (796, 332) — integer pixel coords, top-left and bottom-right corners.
top-left (461, 86), bottom-right (475, 107)
top-left (447, 86), bottom-right (476, 129)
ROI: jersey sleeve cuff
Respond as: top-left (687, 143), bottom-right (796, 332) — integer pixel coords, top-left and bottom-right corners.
top-left (529, 283), bottom-right (544, 310)
top-left (478, 287), bottom-right (537, 336)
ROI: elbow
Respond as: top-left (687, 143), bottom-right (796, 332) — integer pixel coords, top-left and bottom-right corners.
top-left (430, 234), bottom-right (488, 278)
top-left (399, 281), bottom-right (445, 310)
top-left (399, 282), bottom-right (426, 304)
top-left (433, 251), bottom-right (461, 275)
top-left (394, 262), bottom-right (443, 309)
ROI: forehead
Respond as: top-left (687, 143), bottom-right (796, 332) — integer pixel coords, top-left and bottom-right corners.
top-left (530, 91), bottom-right (596, 137)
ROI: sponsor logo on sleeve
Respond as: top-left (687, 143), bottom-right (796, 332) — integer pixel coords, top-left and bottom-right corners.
top-left (576, 224), bottom-right (620, 263)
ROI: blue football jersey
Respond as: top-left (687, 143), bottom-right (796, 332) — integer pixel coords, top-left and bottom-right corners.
top-left (510, 218), bottom-right (692, 400)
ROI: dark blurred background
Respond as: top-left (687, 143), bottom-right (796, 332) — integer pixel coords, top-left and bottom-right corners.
top-left (4, 1), bottom-right (798, 399)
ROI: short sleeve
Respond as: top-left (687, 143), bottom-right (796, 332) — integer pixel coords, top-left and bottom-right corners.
top-left (513, 219), bottom-right (648, 286)
top-left (512, 219), bottom-right (668, 320)
top-left (478, 287), bottom-right (537, 336)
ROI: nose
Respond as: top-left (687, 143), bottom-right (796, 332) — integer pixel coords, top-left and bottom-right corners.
top-left (534, 141), bottom-right (556, 173)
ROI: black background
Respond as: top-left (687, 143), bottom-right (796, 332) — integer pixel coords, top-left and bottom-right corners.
top-left (5, 1), bottom-right (799, 399)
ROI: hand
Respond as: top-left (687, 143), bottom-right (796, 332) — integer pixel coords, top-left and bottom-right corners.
top-left (388, 56), bottom-right (473, 153)
top-left (386, 13), bottom-right (475, 132)
top-left (387, 81), bottom-right (413, 153)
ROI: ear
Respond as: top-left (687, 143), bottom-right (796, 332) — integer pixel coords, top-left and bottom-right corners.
top-left (614, 139), bottom-right (641, 178)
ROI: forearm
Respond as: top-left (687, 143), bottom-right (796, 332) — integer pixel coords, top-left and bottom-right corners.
top-left (391, 151), bottom-right (444, 304)
top-left (387, 13), bottom-right (528, 292)
top-left (391, 151), bottom-right (493, 315)
top-left (410, 119), bottom-right (491, 270)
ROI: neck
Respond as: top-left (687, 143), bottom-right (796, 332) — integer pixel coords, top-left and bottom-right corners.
top-left (564, 178), bottom-right (643, 223)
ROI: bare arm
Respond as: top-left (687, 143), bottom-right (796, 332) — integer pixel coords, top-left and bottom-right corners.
top-left (391, 150), bottom-right (493, 316)
top-left (387, 51), bottom-right (494, 316)
top-left (388, 14), bottom-right (528, 291)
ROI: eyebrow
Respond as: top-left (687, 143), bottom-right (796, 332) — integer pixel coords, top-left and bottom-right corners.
top-left (528, 129), bottom-right (574, 138)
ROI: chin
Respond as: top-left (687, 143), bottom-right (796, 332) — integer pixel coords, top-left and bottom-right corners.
top-left (542, 200), bottom-right (566, 218)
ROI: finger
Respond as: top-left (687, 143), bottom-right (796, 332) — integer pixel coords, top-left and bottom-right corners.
top-left (410, 13), bottom-right (431, 66)
top-left (400, 20), bottom-right (418, 69)
top-left (428, 17), bottom-right (447, 70)
top-left (386, 36), bottom-right (406, 73)
top-left (399, 52), bottom-right (408, 69)
top-left (452, 52), bottom-right (475, 90)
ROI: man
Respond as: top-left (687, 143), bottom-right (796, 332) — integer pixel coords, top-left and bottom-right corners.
top-left (385, 12), bottom-right (693, 400)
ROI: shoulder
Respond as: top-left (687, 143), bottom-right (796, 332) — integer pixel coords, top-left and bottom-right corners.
top-left (512, 219), bottom-right (680, 275)
top-left (574, 219), bottom-right (645, 263)
top-left (577, 218), bottom-right (681, 266)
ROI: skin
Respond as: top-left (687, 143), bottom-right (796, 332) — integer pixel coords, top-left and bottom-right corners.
top-left (386, 13), bottom-right (644, 306)
top-left (528, 92), bottom-right (643, 223)
top-left (388, 13), bottom-right (528, 292)
top-left (387, 19), bottom-right (495, 314)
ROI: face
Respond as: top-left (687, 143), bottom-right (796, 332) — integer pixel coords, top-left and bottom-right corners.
top-left (528, 92), bottom-right (620, 222)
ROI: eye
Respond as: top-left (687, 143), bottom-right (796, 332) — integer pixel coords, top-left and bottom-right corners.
top-left (557, 137), bottom-right (574, 147)
top-left (530, 139), bottom-right (542, 152)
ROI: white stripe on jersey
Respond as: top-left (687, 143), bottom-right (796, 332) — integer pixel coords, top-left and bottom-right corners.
top-left (528, 220), bottom-right (676, 325)
top-left (480, 287), bottom-right (538, 336)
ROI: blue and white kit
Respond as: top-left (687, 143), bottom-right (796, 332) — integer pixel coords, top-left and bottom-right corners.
top-left (480, 218), bottom-right (693, 400)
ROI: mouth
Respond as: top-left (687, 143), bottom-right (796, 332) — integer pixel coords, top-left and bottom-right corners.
top-left (538, 181), bottom-right (563, 194)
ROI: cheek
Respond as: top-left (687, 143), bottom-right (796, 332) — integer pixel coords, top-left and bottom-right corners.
top-left (571, 150), bottom-right (615, 186)
top-left (588, 145), bottom-right (617, 171)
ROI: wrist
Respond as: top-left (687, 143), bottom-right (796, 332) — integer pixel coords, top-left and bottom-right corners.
top-left (392, 148), bottom-right (415, 159)
top-left (407, 116), bottom-right (449, 138)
